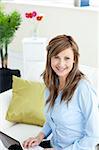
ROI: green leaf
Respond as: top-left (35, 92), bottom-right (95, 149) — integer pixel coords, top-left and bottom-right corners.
top-left (0, 7), bottom-right (22, 67)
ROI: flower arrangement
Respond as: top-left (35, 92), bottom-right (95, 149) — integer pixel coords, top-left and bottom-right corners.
top-left (25, 10), bottom-right (44, 37)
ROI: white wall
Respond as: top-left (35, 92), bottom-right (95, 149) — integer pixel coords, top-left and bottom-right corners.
top-left (2, 2), bottom-right (99, 69)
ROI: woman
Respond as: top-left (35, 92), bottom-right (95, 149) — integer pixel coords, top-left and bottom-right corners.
top-left (23, 35), bottom-right (99, 150)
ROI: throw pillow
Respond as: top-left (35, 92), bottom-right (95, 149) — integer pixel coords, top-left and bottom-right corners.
top-left (6, 76), bottom-right (46, 126)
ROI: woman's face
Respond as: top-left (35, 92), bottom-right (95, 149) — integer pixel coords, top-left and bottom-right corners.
top-left (51, 47), bottom-right (74, 81)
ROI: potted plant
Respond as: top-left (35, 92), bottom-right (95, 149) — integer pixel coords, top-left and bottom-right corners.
top-left (0, 6), bottom-right (22, 93)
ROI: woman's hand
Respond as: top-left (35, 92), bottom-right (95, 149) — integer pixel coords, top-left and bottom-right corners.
top-left (22, 136), bottom-right (41, 149)
top-left (23, 132), bottom-right (45, 149)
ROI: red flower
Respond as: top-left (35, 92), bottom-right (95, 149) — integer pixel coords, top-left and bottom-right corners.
top-left (29, 12), bottom-right (33, 18)
top-left (25, 11), bottom-right (44, 22)
top-left (32, 11), bottom-right (37, 17)
top-left (36, 16), bottom-right (43, 21)
top-left (25, 12), bottom-right (29, 18)
top-left (25, 12), bottom-right (33, 18)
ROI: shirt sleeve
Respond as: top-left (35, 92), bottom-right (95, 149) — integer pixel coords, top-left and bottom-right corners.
top-left (63, 81), bottom-right (99, 150)
top-left (41, 88), bottom-right (52, 138)
top-left (41, 121), bottom-right (52, 138)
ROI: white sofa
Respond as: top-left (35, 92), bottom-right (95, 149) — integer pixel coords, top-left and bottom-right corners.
top-left (0, 89), bottom-right (43, 148)
top-left (0, 65), bottom-right (99, 149)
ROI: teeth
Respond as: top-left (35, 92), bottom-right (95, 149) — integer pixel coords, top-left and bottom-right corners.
top-left (57, 67), bottom-right (65, 71)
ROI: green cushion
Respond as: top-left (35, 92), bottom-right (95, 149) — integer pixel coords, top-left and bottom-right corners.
top-left (6, 76), bottom-right (45, 126)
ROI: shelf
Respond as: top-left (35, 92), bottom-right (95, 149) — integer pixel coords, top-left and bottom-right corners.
top-left (1, 0), bottom-right (99, 12)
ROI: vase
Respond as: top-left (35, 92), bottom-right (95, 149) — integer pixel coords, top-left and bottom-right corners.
top-left (33, 24), bottom-right (38, 38)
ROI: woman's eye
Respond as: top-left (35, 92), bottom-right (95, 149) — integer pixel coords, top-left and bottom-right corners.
top-left (54, 56), bottom-right (59, 59)
top-left (65, 57), bottom-right (70, 60)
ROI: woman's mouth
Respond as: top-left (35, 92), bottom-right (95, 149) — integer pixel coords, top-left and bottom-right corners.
top-left (56, 67), bottom-right (66, 72)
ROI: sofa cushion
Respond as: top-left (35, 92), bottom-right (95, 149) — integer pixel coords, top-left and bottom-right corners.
top-left (6, 76), bottom-right (45, 126)
top-left (3, 123), bottom-right (42, 143)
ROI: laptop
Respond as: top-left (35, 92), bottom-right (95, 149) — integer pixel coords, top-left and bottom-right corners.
top-left (0, 131), bottom-right (43, 150)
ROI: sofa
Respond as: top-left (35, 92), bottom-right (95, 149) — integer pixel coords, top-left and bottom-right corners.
top-left (0, 65), bottom-right (99, 150)
top-left (0, 89), bottom-right (43, 147)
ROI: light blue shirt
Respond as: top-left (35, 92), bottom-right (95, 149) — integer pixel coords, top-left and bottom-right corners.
top-left (42, 79), bottom-right (99, 150)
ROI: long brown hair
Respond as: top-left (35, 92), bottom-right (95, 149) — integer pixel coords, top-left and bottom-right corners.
top-left (42, 35), bottom-right (85, 108)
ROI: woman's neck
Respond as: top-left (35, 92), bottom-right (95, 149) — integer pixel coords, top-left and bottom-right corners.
top-left (59, 77), bottom-right (66, 91)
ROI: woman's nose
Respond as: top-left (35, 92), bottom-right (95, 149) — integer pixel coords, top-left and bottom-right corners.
top-left (58, 60), bottom-right (65, 67)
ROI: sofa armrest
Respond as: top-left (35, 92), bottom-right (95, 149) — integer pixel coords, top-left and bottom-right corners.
top-left (0, 89), bottom-right (15, 131)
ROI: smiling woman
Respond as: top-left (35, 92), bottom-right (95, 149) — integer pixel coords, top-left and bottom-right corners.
top-left (22, 34), bottom-right (99, 150)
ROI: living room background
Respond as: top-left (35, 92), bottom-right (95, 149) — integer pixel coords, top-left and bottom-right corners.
top-left (0, 0), bottom-right (99, 92)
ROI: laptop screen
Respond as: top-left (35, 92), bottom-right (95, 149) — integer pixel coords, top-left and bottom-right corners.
top-left (0, 131), bottom-right (23, 150)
